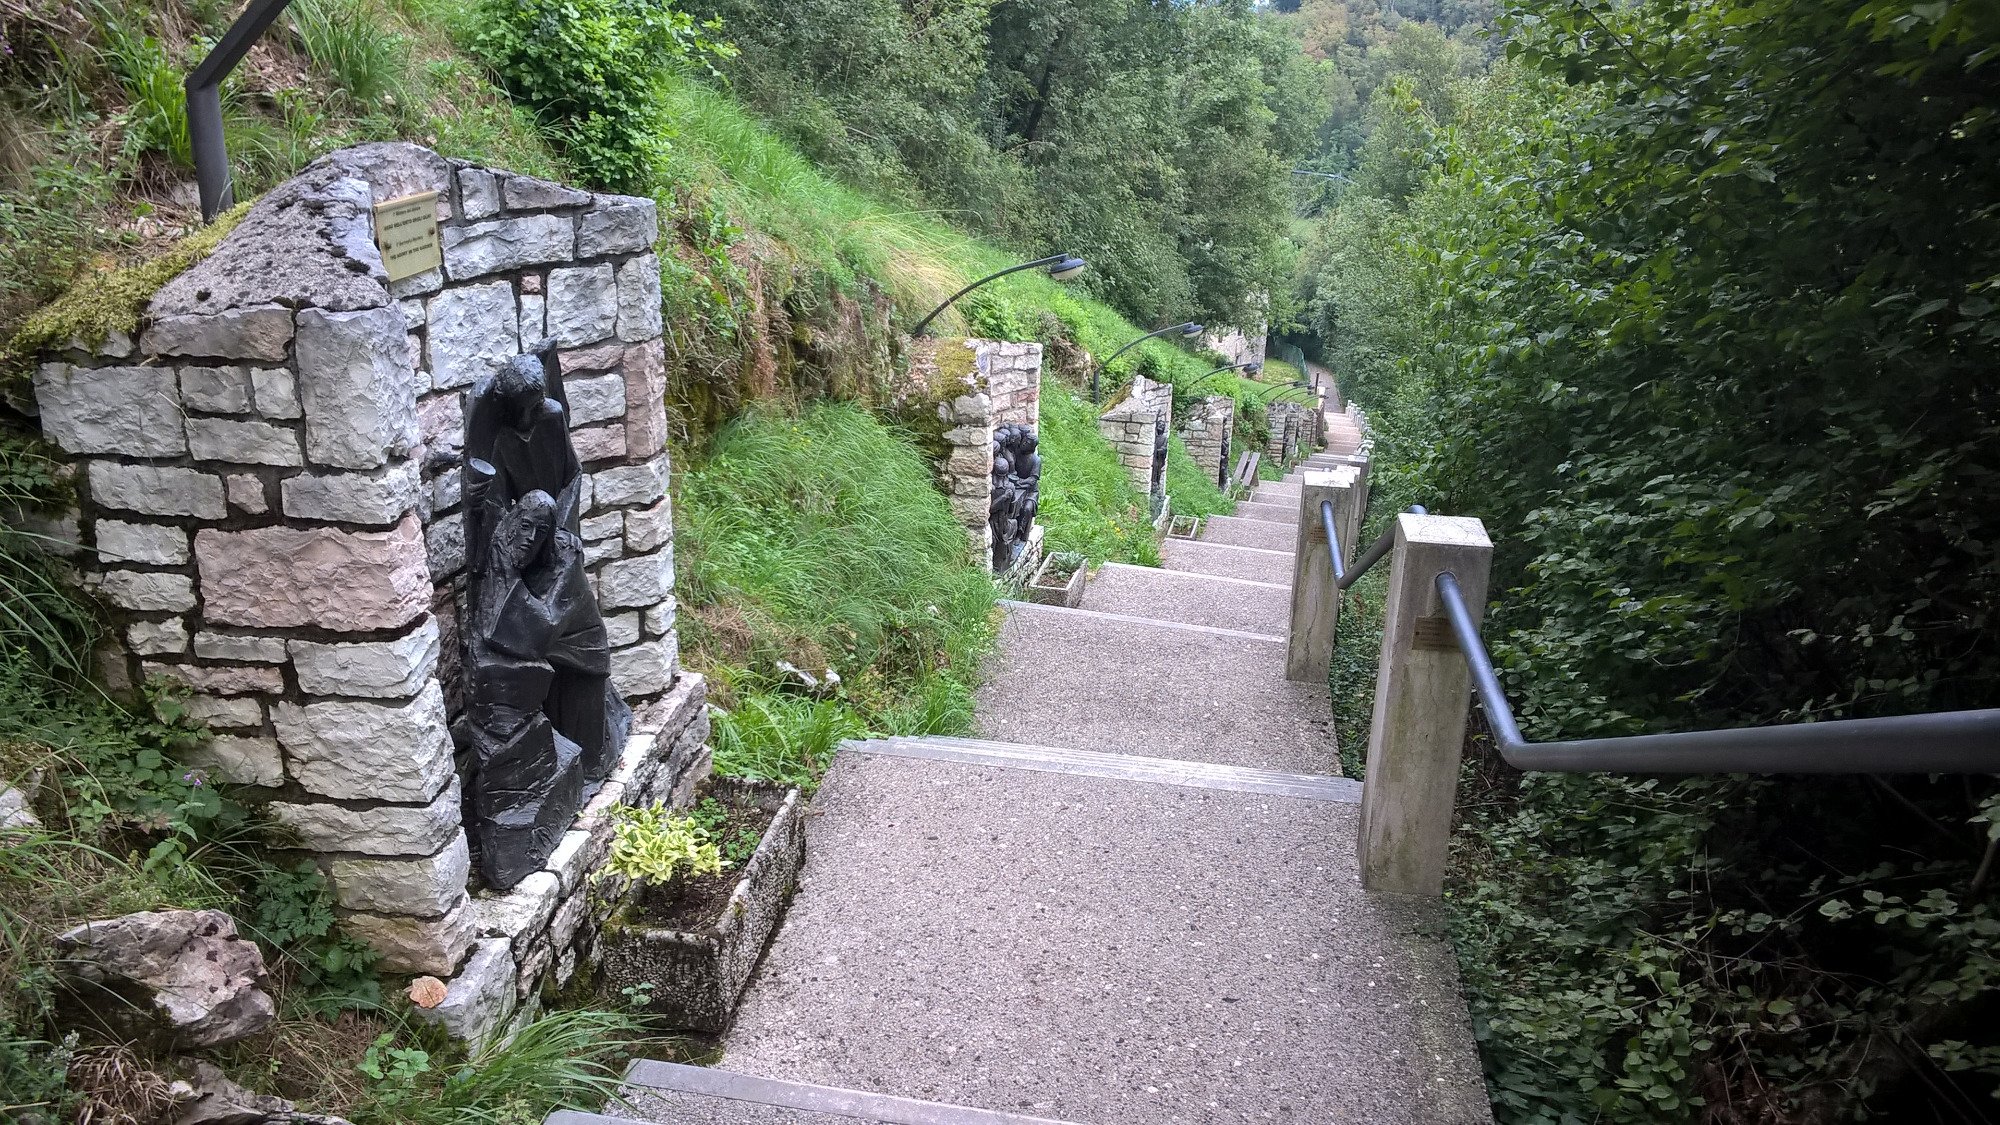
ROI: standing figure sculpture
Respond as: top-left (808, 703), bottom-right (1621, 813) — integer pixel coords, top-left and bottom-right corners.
top-left (463, 340), bottom-right (632, 889)
top-left (990, 423), bottom-right (1041, 573)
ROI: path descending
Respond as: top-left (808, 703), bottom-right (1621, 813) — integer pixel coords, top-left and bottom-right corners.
top-left (564, 395), bottom-right (1491, 1124)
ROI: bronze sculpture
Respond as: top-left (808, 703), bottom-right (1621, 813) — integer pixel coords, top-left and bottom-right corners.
top-left (462, 340), bottom-right (631, 889)
top-left (990, 423), bottom-right (1041, 573)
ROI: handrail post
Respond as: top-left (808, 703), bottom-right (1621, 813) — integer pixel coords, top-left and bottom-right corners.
top-left (1285, 467), bottom-right (1360, 681)
top-left (1358, 512), bottom-right (1492, 896)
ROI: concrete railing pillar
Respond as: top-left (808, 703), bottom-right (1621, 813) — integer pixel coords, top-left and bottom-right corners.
top-left (1284, 467), bottom-right (1361, 682)
top-left (1357, 513), bottom-right (1493, 896)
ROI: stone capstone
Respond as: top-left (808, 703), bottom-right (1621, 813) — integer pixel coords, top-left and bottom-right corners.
top-left (55, 909), bottom-right (275, 1048)
top-left (412, 937), bottom-right (517, 1049)
top-left (331, 831), bottom-right (471, 916)
top-left (427, 280), bottom-right (519, 391)
top-left (289, 616), bottom-right (439, 698)
top-left (273, 682), bottom-right (453, 801)
top-left (34, 364), bottom-right (186, 457)
top-left (546, 264), bottom-right (617, 347)
top-left (280, 462), bottom-right (420, 526)
top-left (340, 894), bottom-right (474, 976)
top-left (458, 167), bottom-right (501, 220)
top-left (295, 306), bottom-right (417, 469)
top-left (143, 306), bottom-right (295, 363)
top-left (195, 516), bottom-right (430, 631)
top-left (268, 778), bottom-right (460, 857)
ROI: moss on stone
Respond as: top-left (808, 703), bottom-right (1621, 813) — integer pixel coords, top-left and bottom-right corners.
top-left (3, 202), bottom-right (254, 381)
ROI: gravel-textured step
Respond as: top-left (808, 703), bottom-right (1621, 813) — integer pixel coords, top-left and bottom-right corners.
top-left (1081, 561), bottom-right (1287, 634)
top-left (973, 601), bottom-right (1329, 771)
top-left (1159, 539), bottom-right (1293, 584)
top-left (579, 1059), bottom-right (1083, 1124)
top-left (1229, 499), bottom-right (1297, 524)
top-left (1197, 514), bottom-right (1296, 552)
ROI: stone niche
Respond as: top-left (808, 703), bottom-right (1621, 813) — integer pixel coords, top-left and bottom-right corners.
top-left (1266, 400), bottom-right (1306, 464)
top-left (904, 337), bottom-right (1045, 574)
top-left (13, 142), bottom-right (708, 1040)
top-left (1099, 372), bottom-right (1173, 509)
top-left (1179, 394), bottom-right (1234, 490)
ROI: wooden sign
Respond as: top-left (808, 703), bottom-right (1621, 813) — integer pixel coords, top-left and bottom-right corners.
top-left (372, 191), bottom-right (442, 282)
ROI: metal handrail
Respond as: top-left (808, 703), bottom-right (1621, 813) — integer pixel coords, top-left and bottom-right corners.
top-left (1430, 571), bottom-right (2000, 774)
top-left (1320, 500), bottom-right (1344, 584)
top-left (189, 0), bottom-right (294, 221)
top-left (1336, 504), bottom-right (1425, 591)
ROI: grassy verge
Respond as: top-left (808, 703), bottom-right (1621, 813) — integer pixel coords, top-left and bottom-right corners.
top-left (1033, 385), bottom-right (1157, 564)
top-left (675, 403), bottom-right (998, 789)
top-left (1164, 435), bottom-right (1233, 521)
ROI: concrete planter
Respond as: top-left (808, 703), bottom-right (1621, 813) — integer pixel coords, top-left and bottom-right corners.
top-left (1167, 514), bottom-right (1203, 540)
top-left (595, 781), bottom-right (804, 1033)
top-left (1024, 555), bottom-right (1086, 608)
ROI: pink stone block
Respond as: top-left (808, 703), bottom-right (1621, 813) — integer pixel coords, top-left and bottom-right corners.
top-left (197, 515), bottom-right (430, 631)
top-left (623, 339), bottom-right (667, 460)
top-left (572, 424), bottom-right (627, 463)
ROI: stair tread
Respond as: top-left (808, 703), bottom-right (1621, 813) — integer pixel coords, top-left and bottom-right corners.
top-left (1080, 561), bottom-right (1288, 634)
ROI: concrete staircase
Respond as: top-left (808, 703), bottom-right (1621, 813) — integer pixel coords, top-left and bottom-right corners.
top-left (577, 403), bottom-right (1492, 1123)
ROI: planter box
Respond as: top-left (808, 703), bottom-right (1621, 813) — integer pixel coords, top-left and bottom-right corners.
top-left (1167, 514), bottom-right (1202, 540)
top-left (1023, 556), bottom-right (1086, 608)
top-left (595, 781), bottom-right (805, 1033)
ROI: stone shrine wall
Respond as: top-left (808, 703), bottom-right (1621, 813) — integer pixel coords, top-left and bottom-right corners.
top-left (16, 143), bottom-right (705, 1035)
top-left (1179, 395), bottom-right (1234, 489)
top-left (907, 337), bottom-right (1045, 573)
top-left (1266, 401), bottom-right (1306, 465)
top-left (1098, 373), bottom-right (1173, 500)
top-left (1203, 327), bottom-right (1265, 370)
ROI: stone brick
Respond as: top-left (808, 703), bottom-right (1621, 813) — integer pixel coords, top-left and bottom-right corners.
top-left (472, 871), bottom-right (560, 939)
top-left (398, 298), bottom-right (427, 328)
top-left (609, 638), bottom-right (673, 698)
top-left (252, 368), bottom-right (302, 419)
top-left (442, 215), bottom-right (572, 281)
top-left (186, 417), bottom-right (304, 468)
top-left (571, 424), bottom-right (626, 463)
top-left (458, 168), bottom-right (500, 220)
top-left (427, 511), bottom-right (465, 579)
top-left (144, 305), bottom-right (294, 362)
top-left (127, 618), bottom-right (188, 656)
top-left (615, 255), bottom-right (663, 343)
top-left (604, 612), bottom-right (641, 648)
top-left (578, 199), bottom-right (659, 257)
top-left (332, 832), bottom-right (470, 916)
top-left (544, 831), bottom-right (593, 895)
top-left (418, 392), bottom-right (466, 457)
top-left (560, 342), bottom-right (624, 373)
top-left (180, 366), bottom-right (252, 413)
top-left (580, 511), bottom-right (623, 542)
top-left (184, 735), bottom-right (284, 788)
top-left (598, 548), bottom-right (672, 609)
top-left (143, 661), bottom-right (284, 696)
top-left (274, 682), bottom-right (453, 801)
top-left (502, 174), bottom-right (590, 211)
top-left (225, 475), bottom-right (268, 514)
top-left (295, 306), bottom-right (417, 470)
top-left (341, 894), bottom-right (474, 976)
top-left (431, 468), bottom-right (462, 512)
top-left (622, 339), bottom-right (668, 459)
top-left (427, 281), bottom-right (519, 391)
top-left (643, 596), bottom-right (676, 638)
top-left (195, 516), bottom-right (430, 631)
top-left (290, 617), bottom-right (438, 699)
top-left (520, 293), bottom-right (545, 339)
top-left (182, 694), bottom-right (264, 729)
top-left (589, 461), bottom-right (665, 510)
top-left (281, 462), bottom-right (420, 526)
top-left (389, 268), bottom-right (443, 300)
top-left (268, 777), bottom-right (460, 856)
top-left (583, 537), bottom-right (623, 567)
top-left (96, 520), bottom-right (190, 566)
top-left (564, 371), bottom-right (626, 425)
top-left (35, 364), bottom-right (185, 456)
top-left (624, 498), bottom-right (672, 553)
top-left (92, 571), bottom-right (195, 613)
top-left (193, 633), bottom-right (289, 663)
top-left (546, 265), bottom-right (616, 347)
top-left (414, 936), bottom-right (517, 1048)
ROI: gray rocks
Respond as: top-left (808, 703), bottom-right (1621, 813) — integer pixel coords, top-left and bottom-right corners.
top-left (269, 778), bottom-right (461, 856)
top-left (56, 909), bottom-right (275, 1048)
top-left (410, 937), bottom-right (515, 1048)
top-left (87, 463), bottom-right (228, 520)
top-left (273, 682), bottom-right (453, 801)
top-left (426, 280), bottom-right (518, 391)
top-left (295, 307), bottom-right (417, 470)
top-left (145, 306), bottom-right (295, 362)
top-left (290, 617), bottom-right (439, 698)
top-left (35, 364), bottom-right (186, 457)
top-left (330, 831), bottom-right (470, 916)
top-left (546, 264), bottom-right (617, 346)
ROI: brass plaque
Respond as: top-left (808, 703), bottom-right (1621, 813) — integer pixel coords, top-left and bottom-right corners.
top-left (372, 191), bottom-right (442, 282)
top-left (1412, 616), bottom-right (1457, 651)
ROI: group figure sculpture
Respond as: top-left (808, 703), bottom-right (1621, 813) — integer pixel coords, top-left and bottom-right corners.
top-left (463, 339), bottom-right (631, 890)
top-left (990, 423), bottom-right (1041, 573)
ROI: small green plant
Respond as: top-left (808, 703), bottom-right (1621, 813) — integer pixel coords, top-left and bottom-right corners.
top-left (244, 860), bottom-right (383, 1013)
top-left (598, 803), bottom-right (723, 887)
top-left (357, 1032), bottom-right (433, 1112)
top-left (685, 796), bottom-right (761, 869)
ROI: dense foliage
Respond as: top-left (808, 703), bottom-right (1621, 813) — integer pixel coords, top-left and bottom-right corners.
top-left (676, 0), bottom-right (1326, 329)
top-left (1297, 0), bottom-right (2000, 1118)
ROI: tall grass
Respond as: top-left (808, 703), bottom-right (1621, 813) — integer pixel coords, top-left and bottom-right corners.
top-left (290, 0), bottom-right (416, 115)
top-left (1034, 384), bottom-right (1155, 563)
top-left (1164, 434), bottom-right (1233, 520)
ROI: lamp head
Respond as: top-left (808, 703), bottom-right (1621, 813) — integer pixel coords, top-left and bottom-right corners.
top-left (1243, 362), bottom-right (1262, 376)
top-left (1179, 323), bottom-right (1203, 338)
top-left (1048, 256), bottom-right (1087, 282)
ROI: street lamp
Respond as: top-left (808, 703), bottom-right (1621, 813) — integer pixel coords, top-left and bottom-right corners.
top-left (911, 253), bottom-right (1087, 337)
top-left (1185, 361), bottom-right (1261, 397)
top-left (1094, 321), bottom-right (1203, 402)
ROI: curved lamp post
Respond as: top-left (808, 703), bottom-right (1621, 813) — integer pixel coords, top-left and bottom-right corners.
top-left (1094, 321), bottom-right (1203, 403)
top-left (911, 254), bottom-right (1087, 337)
top-left (1184, 361), bottom-right (1261, 398)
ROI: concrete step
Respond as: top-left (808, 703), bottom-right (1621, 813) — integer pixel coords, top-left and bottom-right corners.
top-left (709, 742), bottom-right (1491, 1125)
top-left (1198, 515), bottom-right (1295, 552)
top-left (1081, 561), bottom-right (1288, 634)
top-left (1159, 539), bottom-right (1292, 584)
top-left (568, 1059), bottom-right (1081, 1124)
top-left (973, 600), bottom-right (1330, 771)
top-left (1228, 500), bottom-right (1296, 524)
top-left (1253, 483), bottom-right (1300, 503)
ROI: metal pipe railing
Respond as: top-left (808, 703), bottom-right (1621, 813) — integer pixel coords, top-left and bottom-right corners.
top-left (1319, 499), bottom-right (1344, 584)
top-left (188, 0), bottom-right (295, 221)
top-left (1336, 504), bottom-right (1424, 591)
top-left (1431, 570), bottom-right (2000, 774)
